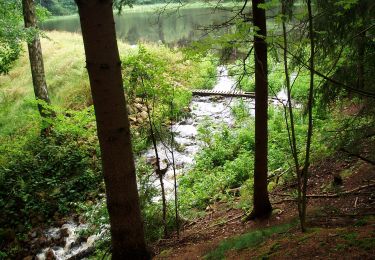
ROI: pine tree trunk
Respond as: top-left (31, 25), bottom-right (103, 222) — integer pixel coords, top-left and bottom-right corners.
top-left (75, 0), bottom-right (150, 258)
top-left (22, 0), bottom-right (52, 119)
top-left (250, 0), bottom-right (272, 219)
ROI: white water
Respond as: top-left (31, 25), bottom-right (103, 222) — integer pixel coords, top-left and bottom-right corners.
top-left (36, 66), bottom-right (291, 259)
top-left (144, 66), bottom-right (255, 196)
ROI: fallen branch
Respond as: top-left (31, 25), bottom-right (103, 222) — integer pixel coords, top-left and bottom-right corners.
top-left (272, 199), bottom-right (297, 204)
top-left (340, 148), bottom-right (375, 166)
top-left (226, 213), bottom-right (246, 223)
top-left (306, 183), bottom-right (375, 198)
top-left (272, 183), bottom-right (375, 199)
top-left (271, 192), bottom-right (295, 197)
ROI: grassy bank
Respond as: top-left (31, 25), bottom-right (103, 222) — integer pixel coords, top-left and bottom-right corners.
top-left (0, 30), bottom-right (217, 258)
top-left (0, 31), bottom-right (216, 134)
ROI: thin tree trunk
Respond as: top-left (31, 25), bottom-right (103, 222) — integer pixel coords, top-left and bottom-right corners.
top-left (170, 99), bottom-right (180, 237)
top-left (301, 0), bottom-right (315, 232)
top-left (75, 1), bottom-right (149, 258)
top-left (249, 0), bottom-right (272, 219)
top-left (356, 28), bottom-right (366, 90)
top-left (145, 96), bottom-right (168, 238)
top-left (281, 1), bottom-right (303, 227)
top-left (22, 0), bottom-right (52, 121)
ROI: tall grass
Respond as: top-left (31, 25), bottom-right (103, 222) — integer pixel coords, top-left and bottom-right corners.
top-left (0, 31), bottom-right (216, 136)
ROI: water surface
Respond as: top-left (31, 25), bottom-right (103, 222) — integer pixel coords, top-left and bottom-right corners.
top-left (42, 8), bottom-right (234, 46)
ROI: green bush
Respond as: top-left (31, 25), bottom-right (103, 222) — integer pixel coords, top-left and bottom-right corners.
top-left (179, 105), bottom-right (333, 216)
top-left (179, 123), bottom-right (255, 211)
top-left (0, 108), bottom-right (102, 232)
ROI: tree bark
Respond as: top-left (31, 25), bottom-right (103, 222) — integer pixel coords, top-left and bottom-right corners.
top-left (301, 0), bottom-right (315, 232)
top-left (145, 97), bottom-right (167, 238)
top-left (250, 0), bottom-right (272, 219)
top-left (22, 0), bottom-right (52, 119)
top-left (75, 0), bottom-right (149, 258)
top-left (281, 0), bottom-right (303, 228)
top-left (356, 28), bottom-right (366, 90)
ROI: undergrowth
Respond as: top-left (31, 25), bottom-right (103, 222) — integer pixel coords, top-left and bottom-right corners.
top-left (205, 220), bottom-right (297, 260)
top-left (179, 103), bottom-right (333, 217)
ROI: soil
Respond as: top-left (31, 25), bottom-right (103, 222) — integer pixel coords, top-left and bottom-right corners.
top-left (152, 151), bottom-right (375, 259)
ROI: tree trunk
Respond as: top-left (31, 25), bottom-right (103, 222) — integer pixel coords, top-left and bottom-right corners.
top-left (356, 28), bottom-right (366, 90)
top-left (75, 0), bottom-right (149, 258)
top-left (250, 0), bottom-right (272, 219)
top-left (145, 97), bottom-right (168, 238)
top-left (301, 0), bottom-right (315, 232)
top-left (22, 0), bottom-right (52, 119)
top-left (281, 0), bottom-right (303, 228)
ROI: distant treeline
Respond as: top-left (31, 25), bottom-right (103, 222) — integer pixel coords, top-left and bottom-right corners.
top-left (39, 0), bottom-right (77, 16)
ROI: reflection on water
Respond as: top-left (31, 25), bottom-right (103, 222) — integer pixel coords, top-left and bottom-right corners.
top-left (41, 8), bottom-right (233, 45)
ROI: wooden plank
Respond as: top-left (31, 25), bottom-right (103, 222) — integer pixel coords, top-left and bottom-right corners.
top-left (192, 90), bottom-right (256, 98)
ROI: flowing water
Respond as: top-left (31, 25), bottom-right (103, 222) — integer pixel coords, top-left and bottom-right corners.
top-left (35, 66), bottom-right (254, 259)
top-left (144, 66), bottom-right (255, 196)
top-left (35, 66), bottom-right (291, 259)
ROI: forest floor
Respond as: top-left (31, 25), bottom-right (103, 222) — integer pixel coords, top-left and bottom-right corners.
top-left (153, 152), bottom-right (375, 259)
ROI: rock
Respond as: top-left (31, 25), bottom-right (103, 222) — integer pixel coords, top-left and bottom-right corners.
top-left (45, 249), bottom-right (56, 260)
top-left (70, 235), bottom-right (88, 249)
top-left (23, 256), bottom-right (33, 260)
top-left (126, 105), bottom-right (133, 114)
top-left (135, 97), bottom-right (143, 103)
top-left (140, 111), bottom-right (148, 120)
top-left (129, 116), bottom-right (137, 122)
top-left (38, 236), bottom-right (49, 247)
top-left (141, 106), bottom-right (148, 112)
top-left (136, 118), bottom-right (143, 124)
top-left (60, 228), bottom-right (69, 238)
top-left (31, 231), bottom-right (37, 238)
top-left (134, 103), bottom-right (144, 111)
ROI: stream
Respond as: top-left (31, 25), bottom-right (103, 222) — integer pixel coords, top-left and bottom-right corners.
top-left (35, 66), bottom-right (287, 259)
top-left (144, 66), bottom-right (254, 196)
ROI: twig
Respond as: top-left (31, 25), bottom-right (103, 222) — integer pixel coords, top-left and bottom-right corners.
top-left (272, 199), bottom-right (297, 204)
top-left (273, 183), bottom-right (375, 199)
top-left (340, 148), bottom-right (375, 166)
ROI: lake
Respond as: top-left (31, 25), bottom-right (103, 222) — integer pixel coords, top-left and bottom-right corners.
top-left (41, 7), bottom-right (235, 46)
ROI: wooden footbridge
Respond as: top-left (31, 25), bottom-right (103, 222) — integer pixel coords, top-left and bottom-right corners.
top-left (192, 89), bottom-right (256, 98)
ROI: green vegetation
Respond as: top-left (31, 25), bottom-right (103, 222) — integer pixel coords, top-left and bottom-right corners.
top-left (205, 221), bottom-right (296, 260)
top-left (0, 1), bottom-right (24, 74)
top-left (0, 31), bottom-right (216, 257)
top-left (39, 0), bottom-right (77, 16)
top-left (179, 101), bottom-right (333, 215)
top-left (1, 0), bottom-right (375, 258)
